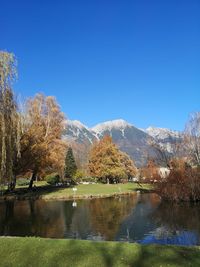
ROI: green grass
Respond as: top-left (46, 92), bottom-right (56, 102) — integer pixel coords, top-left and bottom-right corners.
top-left (17, 180), bottom-right (48, 188)
top-left (1, 181), bottom-right (48, 190)
top-left (0, 237), bottom-right (199, 267)
top-left (0, 182), bottom-right (152, 201)
top-left (42, 182), bottom-right (152, 200)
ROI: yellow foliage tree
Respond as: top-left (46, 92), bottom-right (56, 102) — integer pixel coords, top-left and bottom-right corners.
top-left (15, 94), bottom-right (67, 188)
top-left (88, 135), bottom-right (137, 183)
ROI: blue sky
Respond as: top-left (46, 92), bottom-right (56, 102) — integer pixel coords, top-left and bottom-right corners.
top-left (1, 0), bottom-right (200, 130)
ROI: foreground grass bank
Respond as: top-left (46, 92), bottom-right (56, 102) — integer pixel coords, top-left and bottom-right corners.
top-left (0, 237), bottom-right (199, 267)
top-left (1, 182), bottom-right (152, 200)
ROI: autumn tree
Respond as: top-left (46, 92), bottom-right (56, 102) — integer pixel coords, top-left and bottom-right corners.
top-left (0, 51), bottom-right (21, 188)
top-left (140, 159), bottom-right (160, 182)
top-left (88, 135), bottom-right (137, 183)
top-left (120, 152), bottom-right (138, 179)
top-left (15, 94), bottom-right (66, 188)
top-left (64, 147), bottom-right (77, 179)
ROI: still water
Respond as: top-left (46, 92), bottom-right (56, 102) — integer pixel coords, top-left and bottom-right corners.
top-left (0, 193), bottom-right (200, 246)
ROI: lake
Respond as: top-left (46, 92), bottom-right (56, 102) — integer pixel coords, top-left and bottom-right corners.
top-left (0, 193), bottom-right (200, 246)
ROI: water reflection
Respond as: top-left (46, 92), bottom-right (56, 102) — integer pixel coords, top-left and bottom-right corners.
top-left (141, 201), bottom-right (200, 245)
top-left (0, 194), bottom-right (200, 246)
top-left (89, 195), bottom-right (138, 240)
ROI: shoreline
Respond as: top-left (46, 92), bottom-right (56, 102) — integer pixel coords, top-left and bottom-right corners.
top-left (0, 188), bottom-right (154, 201)
top-left (0, 183), bottom-right (153, 201)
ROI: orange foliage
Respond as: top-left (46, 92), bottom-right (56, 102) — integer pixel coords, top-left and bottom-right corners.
top-left (88, 135), bottom-right (137, 183)
top-left (15, 94), bottom-right (67, 180)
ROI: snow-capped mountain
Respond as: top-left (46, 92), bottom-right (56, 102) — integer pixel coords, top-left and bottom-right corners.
top-left (63, 119), bottom-right (182, 167)
top-left (92, 119), bottom-right (133, 137)
top-left (92, 119), bottom-right (155, 166)
top-left (145, 126), bottom-right (181, 153)
top-left (146, 126), bottom-right (180, 140)
top-left (64, 120), bottom-right (97, 144)
top-left (63, 120), bottom-right (98, 169)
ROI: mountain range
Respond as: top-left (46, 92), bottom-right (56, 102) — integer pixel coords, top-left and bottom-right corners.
top-left (63, 119), bottom-right (181, 167)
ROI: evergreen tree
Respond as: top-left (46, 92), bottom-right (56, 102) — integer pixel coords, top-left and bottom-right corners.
top-left (65, 147), bottom-right (77, 178)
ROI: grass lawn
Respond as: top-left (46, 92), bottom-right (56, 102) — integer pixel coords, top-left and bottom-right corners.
top-left (0, 237), bottom-right (199, 267)
top-left (42, 182), bottom-right (152, 200)
top-left (0, 182), bottom-right (152, 200)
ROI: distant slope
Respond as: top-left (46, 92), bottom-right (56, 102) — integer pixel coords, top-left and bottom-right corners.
top-left (63, 120), bottom-right (98, 168)
top-left (145, 126), bottom-right (181, 153)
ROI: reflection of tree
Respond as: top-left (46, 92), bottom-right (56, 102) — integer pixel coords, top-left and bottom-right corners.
top-left (89, 195), bottom-right (137, 240)
top-left (28, 200), bottom-right (65, 238)
top-left (0, 200), bottom-right (66, 238)
top-left (70, 201), bottom-right (92, 239)
top-left (138, 193), bottom-right (161, 208)
top-left (0, 201), bottom-right (15, 235)
top-left (152, 202), bottom-right (200, 233)
top-left (62, 201), bottom-right (76, 231)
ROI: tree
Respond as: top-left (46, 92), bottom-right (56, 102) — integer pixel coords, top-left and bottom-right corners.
top-left (0, 51), bottom-right (21, 189)
top-left (15, 94), bottom-right (66, 188)
top-left (156, 157), bottom-right (200, 202)
top-left (184, 112), bottom-right (200, 166)
top-left (64, 147), bottom-right (77, 179)
top-left (88, 135), bottom-right (137, 183)
top-left (140, 159), bottom-right (160, 182)
top-left (120, 152), bottom-right (138, 180)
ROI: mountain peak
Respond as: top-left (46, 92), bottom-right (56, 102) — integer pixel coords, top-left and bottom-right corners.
top-left (146, 126), bottom-right (180, 140)
top-left (65, 120), bottom-right (88, 130)
top-left (92, 119), bottom-right (132, 133)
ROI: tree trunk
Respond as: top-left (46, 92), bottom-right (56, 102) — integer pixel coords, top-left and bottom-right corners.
top-left (29, 172), bottom-right (37, 189)
top-left (7, 175), bottom-right (16, 192)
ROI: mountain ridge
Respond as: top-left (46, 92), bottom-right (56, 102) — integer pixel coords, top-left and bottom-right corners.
top-left (63, 119), bottom-right (182, 167)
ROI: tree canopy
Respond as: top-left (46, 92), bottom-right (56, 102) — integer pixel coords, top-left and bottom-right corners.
top-left (17, 94), bottom-right (66, 187)
top-left (88, 135), bottom-right (137, 183)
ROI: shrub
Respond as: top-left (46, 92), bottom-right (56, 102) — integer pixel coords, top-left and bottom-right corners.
top-left (81, 176), bottom-right (97, 183)
top-left (156, 159), bottom-right (200, 202)
top-left (45, 173), bottom-right (60, 185)
top-left (73, 170), bottom-right (97, 183)
top-left (16, 178), bottom-right (30, 186)
top-left (73, 170), bottom-right (85, 182)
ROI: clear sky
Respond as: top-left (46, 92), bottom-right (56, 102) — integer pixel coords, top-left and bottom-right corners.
top-left (1, 0), bottom-right (200, 130)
